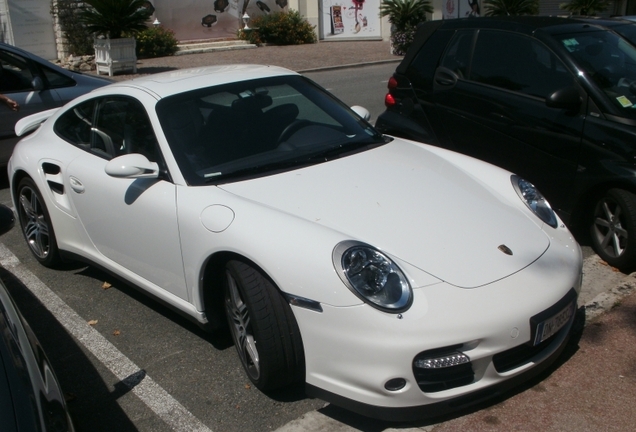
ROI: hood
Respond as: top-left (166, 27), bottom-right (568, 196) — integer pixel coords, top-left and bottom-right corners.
top-left (219, 140), bottom-right (549, 288)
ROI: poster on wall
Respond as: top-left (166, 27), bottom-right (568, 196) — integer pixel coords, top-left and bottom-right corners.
top-left (152, 0), bottom-right (287, 42)
top-left (331, 6), bottom-right (344, 35)
top-left (321, 0), bottom-right (381, 40)
top-left (443, 0), bottom-right (481, 19)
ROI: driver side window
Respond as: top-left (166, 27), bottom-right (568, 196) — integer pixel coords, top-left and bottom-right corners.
top-left (468, 31), bottom-right (573, 98)
top-left (0, 50), bottom-right (35, 93)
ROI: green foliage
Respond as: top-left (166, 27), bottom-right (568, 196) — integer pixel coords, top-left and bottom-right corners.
top-left (136, 26), bottom-right (179, 58)
top-left (79, 0), bottom-right (152, 39)
top-left (51, 0), bottom-right (93, 55)
top-left (238, 10), bottom-right (317, 45)
top-left (559, 0), bottom-right (610, 15)
top-left (379, 0), bottom-right (432, 32)
top-left (483, 0), bottom-right (540, 16)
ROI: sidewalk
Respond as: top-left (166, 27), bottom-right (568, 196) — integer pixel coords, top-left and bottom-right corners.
top-left (110, 40), bottom-right (636, 431)
top-left (107, 40), bottom-right (400, 81)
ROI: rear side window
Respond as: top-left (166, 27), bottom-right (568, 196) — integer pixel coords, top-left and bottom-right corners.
top-left (468, 30), bottom-right (573, 98)
top-left (55, 97), bottom-right (160, 161)
top-left (406, 29), bottom-right (454, 91)
top-left (55, 99), bottom-right (96, 147)
top-left (441, 30), bottom-right (475, 79)
top-left (40, 64), bottom-right (75, 88)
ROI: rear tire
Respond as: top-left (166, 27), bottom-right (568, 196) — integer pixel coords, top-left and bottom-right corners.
top-left (224, 259), bottom-right (304, 391)
top-left (590, 188), bottom-right (636, 271)
top-left (16, 178), bottom-right (62, 268)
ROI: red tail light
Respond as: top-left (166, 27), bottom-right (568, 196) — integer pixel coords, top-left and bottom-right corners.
top-left (387, 76), bottom-right (398, 90)
top-left (384, 93), bottom-right (396, 108)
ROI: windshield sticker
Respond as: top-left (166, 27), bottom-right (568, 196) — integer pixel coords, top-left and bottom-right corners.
top-left (561, 38), bottom-right (579, 52)
top-left (617, 95), bottom-right (634, 108)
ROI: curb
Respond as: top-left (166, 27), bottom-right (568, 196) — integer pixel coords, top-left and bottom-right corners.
top-left (297, 58), bottom-right (402, 74)
top-left (582, 275), bottom-right (636, 324)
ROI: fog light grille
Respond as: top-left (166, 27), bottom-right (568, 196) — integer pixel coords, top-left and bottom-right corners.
top-left (412, 348), bottom-right (474, 393)
top-left (414, 352), bottom-right (470, 369)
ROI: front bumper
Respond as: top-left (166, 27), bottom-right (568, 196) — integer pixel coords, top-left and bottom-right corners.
top-left (293, 239), bottom-right (582, 420)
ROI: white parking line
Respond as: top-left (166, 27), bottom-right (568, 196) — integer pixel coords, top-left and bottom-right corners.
top-left (0, 244), bottom-right (212, 432)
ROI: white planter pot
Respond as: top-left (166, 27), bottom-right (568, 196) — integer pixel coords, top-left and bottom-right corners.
top-left (94, 38), bottom-right (137, 76)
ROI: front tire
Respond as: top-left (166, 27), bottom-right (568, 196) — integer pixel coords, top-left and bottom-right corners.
top-left (590, 188), bottom-right (636, 271)
top-left (224, 259), bottom-right (304, 391)
top-left (16, 178), bottom-right (62, 268)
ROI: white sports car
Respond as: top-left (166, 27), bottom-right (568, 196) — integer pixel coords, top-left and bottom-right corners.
top-left (8, 65), bottom-right (582, 420)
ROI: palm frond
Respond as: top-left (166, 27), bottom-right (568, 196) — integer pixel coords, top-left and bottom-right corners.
top-left (79, 0), bottom-right (152, 39)
top-left (380, 0), bottom-right (433, 30)
top-left (483, 0), bottom-right (540, 16)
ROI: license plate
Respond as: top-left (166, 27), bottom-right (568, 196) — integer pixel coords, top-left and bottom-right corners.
top-left (533, 301), bottom-right (575, 346)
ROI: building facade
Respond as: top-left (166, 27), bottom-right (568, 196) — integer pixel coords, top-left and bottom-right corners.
top-left (0, 0), bottom-right (634, 61)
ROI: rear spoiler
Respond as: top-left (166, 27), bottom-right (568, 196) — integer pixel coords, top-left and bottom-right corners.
top-left (14, 107), bottom-right (59, 137)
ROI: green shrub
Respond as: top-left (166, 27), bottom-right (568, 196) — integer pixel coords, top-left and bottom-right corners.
top-left (239, 10), bottom-right (316, 45)
top-left (390, 26), bottom-right (418, 55)
top-left (559, 0), bottom-right (609, 16)
top-left (136, 26), bottom-right (179, 58)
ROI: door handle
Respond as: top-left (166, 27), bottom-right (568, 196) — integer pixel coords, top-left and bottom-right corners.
top-left (434, 67), bottom-right (459, 88)
top-left (69, 176), bottom-right (85, 194)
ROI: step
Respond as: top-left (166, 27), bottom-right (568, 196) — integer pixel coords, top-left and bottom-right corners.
top-left (175, 40), bottom-right (257, 55)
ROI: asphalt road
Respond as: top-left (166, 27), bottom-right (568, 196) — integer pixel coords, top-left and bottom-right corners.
top-left (0, 64), bottom-right (627, 432)
top-left (304, 64), bottom-right (393, 123)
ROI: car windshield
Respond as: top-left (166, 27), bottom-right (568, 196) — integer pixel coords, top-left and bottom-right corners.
top-left (553, 29), bottom-right (636, 118)
top-left (156, 75), bottom-right (385, 185)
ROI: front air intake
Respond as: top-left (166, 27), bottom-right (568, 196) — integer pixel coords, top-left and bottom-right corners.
top-left (412, 347), bottom-right (474, 393)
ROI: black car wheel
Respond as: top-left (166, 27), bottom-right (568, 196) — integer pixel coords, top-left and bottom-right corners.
top-left (590, 188), bottom-right (636, 271)
top-left (16, 178), bottom-right (61, 267)
top-left (224, 259), bottom-right (304, 391)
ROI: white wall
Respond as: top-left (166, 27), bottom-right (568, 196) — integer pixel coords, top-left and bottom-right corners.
top-left (5, 0), bottom-right (56, 59)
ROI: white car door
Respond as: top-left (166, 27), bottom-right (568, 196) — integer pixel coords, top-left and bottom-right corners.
top-left (59, 96), bottom-right (187, 300)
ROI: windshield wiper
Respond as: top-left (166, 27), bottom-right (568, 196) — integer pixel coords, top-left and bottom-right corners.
top-left (204, 158), bottom-right (312, 183)
top-left (204, 139), bottom-right (386, 184)
top-left (304, 139), bottom-right (384, 162)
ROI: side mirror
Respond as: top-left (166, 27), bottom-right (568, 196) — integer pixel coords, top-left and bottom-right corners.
top-left (31, 76), bottom-right (44, 91)
top-left (351, 105), bottom-right (370, 121)
top-left (546, 87), bottom-right (581, 112)
top-left (105, 154), bottom-right (159, 179)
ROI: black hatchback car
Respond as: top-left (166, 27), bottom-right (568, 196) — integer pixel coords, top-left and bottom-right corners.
top-left (376, 16), bottom-right (636, 271)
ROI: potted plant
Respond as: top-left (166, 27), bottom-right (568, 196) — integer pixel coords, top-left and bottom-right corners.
top-left (79, 0), bottom-right (153, 76)
top-left (379, 0), bottom-right (432, 55)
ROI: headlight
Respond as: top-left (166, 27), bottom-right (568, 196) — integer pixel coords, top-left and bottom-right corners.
top-left (512, 175), bottom-right (558, 228)
top-left (333, 241), bottom-right (412, 312)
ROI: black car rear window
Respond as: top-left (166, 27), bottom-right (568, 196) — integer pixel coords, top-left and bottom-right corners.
top-left (406, 29), bottom-right (454, 91)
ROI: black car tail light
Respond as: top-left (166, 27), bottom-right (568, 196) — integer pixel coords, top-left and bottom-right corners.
top-left (384, 93), bottom-right (397, 108)
top-left (387, 76), bottom-right (398, 90)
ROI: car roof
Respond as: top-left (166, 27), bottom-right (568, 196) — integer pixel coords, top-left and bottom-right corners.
top-left (399, 16), bottom-right (619, 73)
top-left (102, 64), bottom-right (299, 99)
top-left (0, 41), bottom-right (29, 55)
top-left (423, 15), bottom-right (610, 34)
